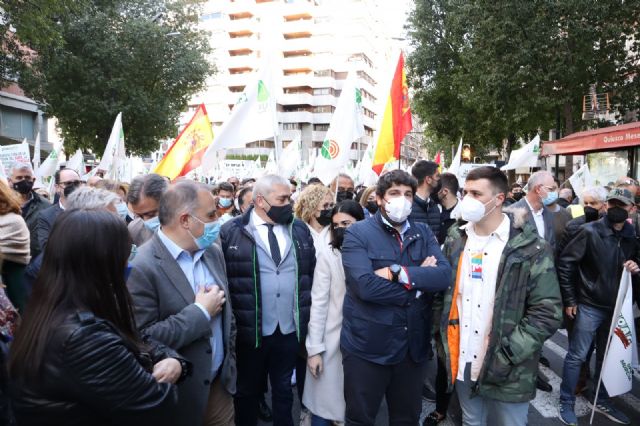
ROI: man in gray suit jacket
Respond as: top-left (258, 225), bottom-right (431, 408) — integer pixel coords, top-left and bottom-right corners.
top-left (511, 170), bottom-right (558, 252)
top-left (128, 180), bottom-right (236, 426)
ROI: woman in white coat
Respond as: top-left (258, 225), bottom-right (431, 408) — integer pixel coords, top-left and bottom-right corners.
top-left (303, 200), bottom-right (365, 425)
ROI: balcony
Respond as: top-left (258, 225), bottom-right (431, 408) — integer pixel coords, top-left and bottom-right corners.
top-left (224, 0), bottom-right (255, 16)
top-left (225, 72), bottom-right (253, 87)
top-left (281, 74), bottom-right (313, 88)
top-left (282, 19), bottom-right (313, 35)
top-left (282, 37), bottom-right (314, 52)
top-left (282, 0), bottom-right (314, 19)
top-left (311, 94), bottom-right (336, 106)
top-left (226, 18), bottom-right (255, 34)
top-left (225, 36), bottom-right (258, 50)
top-left (226, 55), bottom-right (258, 69)
top-left (279, 111), bottom-right (313, 123)
top-left (313, 112), bottom-right (333, 124)
top-left (282, 55), bottom-right (314, 71)
top-left (312, 131), bottom-right (327, 141)
top-left (279, 93), bottom-right (314, 105)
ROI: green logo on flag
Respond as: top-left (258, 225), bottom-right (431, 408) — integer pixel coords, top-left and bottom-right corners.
top-left (321, 139), bottom-right (340, 160)
top-left (257, 80), bottom-right (269, 102)
top-left (355, 88), bottom-right (362, 105)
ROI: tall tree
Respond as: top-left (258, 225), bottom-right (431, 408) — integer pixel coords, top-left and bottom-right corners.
top-left (407, 0), bottom-right (640, 164)
top-left (6, 0), bottom-right (213, 156)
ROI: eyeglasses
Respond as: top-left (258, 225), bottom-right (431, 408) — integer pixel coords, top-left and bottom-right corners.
top-left (59, 180), bottom-right (84, 187)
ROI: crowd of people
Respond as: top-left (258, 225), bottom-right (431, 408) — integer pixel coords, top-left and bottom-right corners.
top-left (0, 159), bottom-right (638, 426)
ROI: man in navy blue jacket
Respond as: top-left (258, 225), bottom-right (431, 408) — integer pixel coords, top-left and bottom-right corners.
top-left (341, 170), bottom-right (452, 426)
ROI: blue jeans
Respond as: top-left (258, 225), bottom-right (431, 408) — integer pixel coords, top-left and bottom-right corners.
top-left (311, 414), bottom-right (332, 426)
top-left (455, 363), bottom-right (529, 426)
top-left (559, 304), bottom-right (611, 405)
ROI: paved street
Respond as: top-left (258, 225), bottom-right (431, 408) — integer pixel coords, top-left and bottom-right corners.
top-left (260, 329), bottom-right (640, 425)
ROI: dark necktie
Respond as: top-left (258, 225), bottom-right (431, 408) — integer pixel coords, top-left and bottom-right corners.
top-left (266, 224), bottom-right (281, 266)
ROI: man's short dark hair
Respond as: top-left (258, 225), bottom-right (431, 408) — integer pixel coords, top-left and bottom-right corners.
top-left (159, 181), bottom-right (210, 226)
top-left (289, 179), bottom-right (298, 187)
top-left (217, 182), bottom-right (234, 194)
top-left (127, 173), bottom-right (168, 205)
top-left (376, 170), bottom-right (418, 198)
top-left (411, 160), bottom-right (438, 185)
top-left (307, 177), bottom-right (322, 185)
top-left (439, 173), bottom-right (459, 195)
top-left (511, 183), bottom-right (522, 190)
top-left (465, 166), bottom-right (508, 196)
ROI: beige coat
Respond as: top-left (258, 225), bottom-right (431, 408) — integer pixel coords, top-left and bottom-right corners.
top-left (302, 244), bottom-right (346, 422)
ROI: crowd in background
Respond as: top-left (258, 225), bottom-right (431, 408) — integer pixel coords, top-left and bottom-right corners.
top-left (0, 159), bottom-right (638, 426)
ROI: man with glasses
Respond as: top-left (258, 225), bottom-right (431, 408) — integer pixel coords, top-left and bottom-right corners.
top-left (8, 162), bottom-right (51, 258)
top-left (34, 168), bottom-right (83, 251)
top-left (511, 170), bottom-right (559, 393)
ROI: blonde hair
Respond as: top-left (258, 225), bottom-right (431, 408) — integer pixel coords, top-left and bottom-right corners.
top-left (359, 186), bottom-right (377, 208)
top-left (294, 184), bottom-right (333, 224)
top-left (0, 180), bottom-right (22, 215)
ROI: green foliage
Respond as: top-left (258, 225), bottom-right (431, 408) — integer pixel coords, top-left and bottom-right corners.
top-left (407, 0), bottom-right (640, 159)
top-left (5, 0), bottom-right (214, 156)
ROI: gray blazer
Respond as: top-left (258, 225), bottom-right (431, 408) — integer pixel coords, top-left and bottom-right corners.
top-left (511, 198), bottom-right (556, 251)
top-left (127, 234), bottom-right (237, 426)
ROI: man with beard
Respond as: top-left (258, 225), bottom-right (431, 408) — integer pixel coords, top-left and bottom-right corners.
top-left (409, 160), bottom-right (442, 237)
top-left (8, 162), bottom-right (50, 258)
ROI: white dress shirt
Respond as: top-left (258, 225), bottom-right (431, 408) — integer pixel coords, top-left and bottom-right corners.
top-left (252, 209), bottom-right (287, 259)
top-left (525, 197), bottom-right (545, 239)
top-left (457, 214), bottom-right (510, 381)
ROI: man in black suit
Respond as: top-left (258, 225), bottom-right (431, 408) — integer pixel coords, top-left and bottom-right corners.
top-left (35, 168), bottom-right (83, 251)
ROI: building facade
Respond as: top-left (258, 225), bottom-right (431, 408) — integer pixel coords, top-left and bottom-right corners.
top-left (187, 0), bottom-right (422, 169)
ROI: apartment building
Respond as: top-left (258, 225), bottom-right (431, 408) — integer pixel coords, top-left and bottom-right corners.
top-left (189, 0), bottom-right (422, 167)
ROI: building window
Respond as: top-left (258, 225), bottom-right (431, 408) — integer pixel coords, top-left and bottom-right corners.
top-left (314, 124), bottom-right (329, 131)
top-left (0, 106), bottom-right (35, 142)
top-left (283, 123), bottom-right (301, 130)
top-left (314, 69), bottom-right (335, 78)
top-left (313, 88), bottom-right (334, 96)
top-left (313, 106), bottom-right (335, 113)
top-left (201, 12), bottom-right (223, 21)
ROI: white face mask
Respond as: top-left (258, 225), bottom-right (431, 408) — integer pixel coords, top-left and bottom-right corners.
top-left (384, 196), bottom-right (412, 223)
top-left (460, 195), bottom-right (496, 223)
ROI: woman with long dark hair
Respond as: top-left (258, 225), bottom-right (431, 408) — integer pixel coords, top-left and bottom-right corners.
top-left (302, 200), bottom-right (364, 425)
top-left (8, 209), bottom-right (185, 426)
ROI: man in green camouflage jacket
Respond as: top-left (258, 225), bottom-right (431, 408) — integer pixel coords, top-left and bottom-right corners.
top-left (432, 166), bottom-right (562, 426)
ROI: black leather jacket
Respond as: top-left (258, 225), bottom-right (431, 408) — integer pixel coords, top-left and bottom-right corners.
top-left (11, 312), bottom-right (182, 426)
top-left (558, 216), bottom-right (639, 310)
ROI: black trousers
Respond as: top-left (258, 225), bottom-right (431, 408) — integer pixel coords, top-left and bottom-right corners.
top-left (434, 354), bottom-right (453, 415)
top-left (343, 350), bottom-right (427, 426)
top-left (235, 328), bottom-right (298, 426)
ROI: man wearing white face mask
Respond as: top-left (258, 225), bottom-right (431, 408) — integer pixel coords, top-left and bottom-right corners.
top-left (511, 170), bottom-right (558, 252)
top-left (433, 167), bottom-right (562, 426)
top-left (341, 170), bottom-right (452, 426)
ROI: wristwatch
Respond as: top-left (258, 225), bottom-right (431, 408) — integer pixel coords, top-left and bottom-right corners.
top-left (389, 264), bottom-right (402, 282)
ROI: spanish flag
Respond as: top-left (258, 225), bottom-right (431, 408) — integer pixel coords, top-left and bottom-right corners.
top-left (372, 53), bottom-right (412, 175)
top-left (153, 104), bottom-right (214, 180)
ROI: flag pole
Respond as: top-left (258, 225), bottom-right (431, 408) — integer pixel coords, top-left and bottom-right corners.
top-left (588, 272), bottom-right (630, 424)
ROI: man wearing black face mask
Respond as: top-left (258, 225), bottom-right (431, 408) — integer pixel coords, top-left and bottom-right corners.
top-left (409, 160), bottom-right (442, 237)
top-left (220, 174), bottom-right (316, 426)
top-left (331, 173), bottom-right (355, 202)
top-left (8, 163), bottom-right (51, 258)
top-left (557, 186), bottom-right (608, 258)
top-left (557, 188), bottom-right (640, 426)
top-left (35, 168), bottom-right (83, 252)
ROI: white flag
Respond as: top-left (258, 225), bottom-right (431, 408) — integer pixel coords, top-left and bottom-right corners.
top-left (448, 138), bottom-right (463, 176)
top-left (314, 72), bottom-right (365, 185)
top-left (65, 149), bottom-right (85, 173)
top-left (265, 151), bottom-right (277, 175)
top-left (97, 112), bottom-right (126, 179)
top-left (201, 54), bottom-right (280, 171)
top-left (355, 142), bottom-right (378, 186)
top-left (567, 163), bottom-right (595, 199)
top-left (35, 146), bottom-right (60, 179)
top-left (32, 132), bottom-right (41, 171)
top-left (500, 135), bottom-right (541, 171)
top-left (279, 132), bottom-right (301, 178)
top-left (600, 271), bottom-right (638, 397)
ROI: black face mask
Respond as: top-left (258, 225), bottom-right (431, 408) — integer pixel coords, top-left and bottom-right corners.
top-left (265, 200), bottom-right (293, 225)
top-left (366, 201), bottom-right (378, 214)
top-left (13, 179), bottom-right (34, 195)
top-left (337, 191), bottom-right (354, 202)
top-left (512, 192), bottom-right (524, 201)
top-left (317, 209), bottom-right (332, 226)
top-left (63, 182), bottom-right (81, 198)
top-left (607, 206), bottom-right (629, 224)
top-left (332, 227), bottom-right (346, 249)
top-left (583, 206), bottom-right (599, 222)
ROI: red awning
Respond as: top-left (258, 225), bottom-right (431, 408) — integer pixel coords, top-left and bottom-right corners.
top-left (541, 121), bottom-right (640, 156)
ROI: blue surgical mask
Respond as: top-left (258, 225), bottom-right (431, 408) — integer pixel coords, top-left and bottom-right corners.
top-left (189, 215), bottom-right (221, 250)
top-left (116, 203), bottom-right (129, 220)
top-left (542, 190), bottom-right (558, 206)
top-left (219, 197), bottom-right (233, 208)
top-left (144, 216), bottom-right (161, 232)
